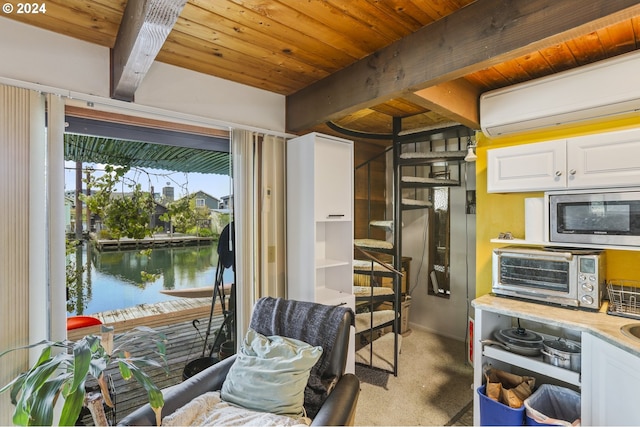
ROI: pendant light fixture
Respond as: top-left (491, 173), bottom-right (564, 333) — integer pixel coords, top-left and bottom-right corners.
top-left (464, 145), bottom-right (477, 162)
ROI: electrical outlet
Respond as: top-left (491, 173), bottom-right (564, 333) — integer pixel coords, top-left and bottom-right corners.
top-left (268, 246), bottom-right (276, 263)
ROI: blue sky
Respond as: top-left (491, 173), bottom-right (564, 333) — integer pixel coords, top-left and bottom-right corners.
top-left (64, 161), bottom-right (232, 199)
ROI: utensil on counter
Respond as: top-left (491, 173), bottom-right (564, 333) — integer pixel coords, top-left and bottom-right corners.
top-left (541, 338), bottom-right (581, 372)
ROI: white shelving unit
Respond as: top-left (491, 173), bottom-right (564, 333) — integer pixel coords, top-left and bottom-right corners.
top-left (286, 132), bottom-right (355, 373)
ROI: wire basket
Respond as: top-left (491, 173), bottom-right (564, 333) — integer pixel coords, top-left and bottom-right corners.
top-left (607, 280), bottom-right (640, 320)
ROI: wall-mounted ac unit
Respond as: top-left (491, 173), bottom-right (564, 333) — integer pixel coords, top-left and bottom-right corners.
top-left (480, 50), bottom-right (640, 137)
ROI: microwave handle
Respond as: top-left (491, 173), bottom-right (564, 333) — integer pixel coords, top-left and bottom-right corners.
top-left (493, 247), bottom-right (573, 260)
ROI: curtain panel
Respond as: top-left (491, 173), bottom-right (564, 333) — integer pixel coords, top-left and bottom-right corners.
top-left (231, 130), bottom-right (286, 340)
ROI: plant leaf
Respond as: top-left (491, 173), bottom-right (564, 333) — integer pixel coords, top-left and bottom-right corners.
top-left (131, 368), bottom-right (164, 410)
top-left (118, 360), bottom-right (132, 380)
top-left (16, 354), bottom-right (65, 412)
top-left (28, 377), bottom-right (66, 426)
top-left (0, 339), bottom-right (52, 360)
top-left (70, 339), bottom-right (91, 394)
top-left (0, 370), bottom-right (26, 396)
top-left (97, 374), bottom-right (114, 408)
top-left (58, 378), bottom-right (86, 426)
top-left (89, 356), bottom-right (108, 379)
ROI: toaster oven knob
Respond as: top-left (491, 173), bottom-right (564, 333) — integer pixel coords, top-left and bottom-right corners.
top-left (581, 295), bottom-right (594, 305)
top-left (582, 283), bottom-right (594, 292)
top-left (579, 274), bottom-right (586, 282)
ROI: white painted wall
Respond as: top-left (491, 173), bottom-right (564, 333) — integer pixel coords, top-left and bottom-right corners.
top-left (0, 17), bottom-right (286, 133)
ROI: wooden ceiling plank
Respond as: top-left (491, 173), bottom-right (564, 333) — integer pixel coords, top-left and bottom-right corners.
top-left (172, 15), bottom-right (327, 80)
top-left (564, 31), bottom-right (607, 65)
top-left (111, 0), bottom-right (188, 102)
top-left (370, 99), bottom-right (426, 117)
top-left (189, 0), bottom-right (358, 68)
top-left (342, 108), bottom-right (378, 121)
top-left (491, 60), bottom-right (532, 86)
top-left (513, 51), bottom-right (553, 81)
top-left (162, 32), bottom-right (318, 89)
top-left (274, 0), bottom-right (394, 57)
top-left (392, 0), bottom-right (457, 21)
top-left (598, 21), bottom-right (637, 57)
top-left (155, 44), bottom-right (300, 94)
top-left (324, 0), bottom-right (423, 39)
top-left (633, 17), bottom-right (640, 46)
top-left (401, 113), bottom-right (455, 133)
top-left (286, 0), bottom-right (640, 132)
top-left (4, 0), bottom-right (120, 47)
top-left (371, 0), bottom-right (438, 23)
top-left (538, 43), bottom-right (579, 74)
top-left (178, 3), bottom-right (344, 74)
top-left (411, 79), bottom-right (481, 130)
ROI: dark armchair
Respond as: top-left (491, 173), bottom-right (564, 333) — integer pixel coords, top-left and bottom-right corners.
top-left (118, 297), bottom-right (360, 426)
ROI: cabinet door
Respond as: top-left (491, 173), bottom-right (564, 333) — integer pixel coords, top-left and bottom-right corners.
top-left (487, 139), bottom-right (567, 193)
top-left (314, 136), bottom-right (353, 220)
top-left (582, 333), bottom-right (640, 426)
top-left (568, 128), bottom-right (640, 189)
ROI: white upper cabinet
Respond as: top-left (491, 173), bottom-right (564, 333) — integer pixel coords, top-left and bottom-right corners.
top-left (487, 139), bottom-right (567, 192)
top-left (488, 128), bottom-right (640, 193)
top-left (314, 136), bottom-right (353, 221)
top-left (568, 128), bottom-right (640, 189)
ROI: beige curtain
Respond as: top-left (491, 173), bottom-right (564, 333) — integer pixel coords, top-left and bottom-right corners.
top-left (0, 85), bottom-right (65, 425)
top-left (231, 129), bottom-right (286, 340)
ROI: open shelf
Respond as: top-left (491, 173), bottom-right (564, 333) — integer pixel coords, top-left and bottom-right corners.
top-left (482, 345), bottom-right (581, 387)
top-left (316, 258), bottom-right (350, 269)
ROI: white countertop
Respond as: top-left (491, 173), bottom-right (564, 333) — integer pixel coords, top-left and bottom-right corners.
top-left (472, 294), bottom-right (640, 358)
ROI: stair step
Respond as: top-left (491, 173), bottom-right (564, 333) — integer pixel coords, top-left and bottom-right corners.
top-left (401, 176), bottom-right (460, 187)
top-left (401, 198), bottom-right (432, 209)
top-left (354, 238), bottom-right (394, 254)
top-left (399, 150), bottom-right (466, 166)
top-left (353, 259), bottom-right (396, 276)
top-left (369, 220), bottom-right (394, 230)
top-left (355, 310), bottom-right (397, 334)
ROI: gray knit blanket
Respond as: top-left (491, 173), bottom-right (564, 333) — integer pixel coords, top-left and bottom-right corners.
top-left (249, 297), bottom-right (355, 419)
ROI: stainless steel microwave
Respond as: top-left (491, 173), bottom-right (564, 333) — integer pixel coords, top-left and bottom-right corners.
top-left (492, 246), bottom-right (606, 310)
top-left (547, 188), bottom-right (640, 246)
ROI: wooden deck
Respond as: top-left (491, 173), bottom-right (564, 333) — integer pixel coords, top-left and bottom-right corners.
top-left (70, 298), bottom-right (229, 424)
top-left (92, 233), bottom-right (215, 251)
top-left (67, 297), bottom-right (219, 341)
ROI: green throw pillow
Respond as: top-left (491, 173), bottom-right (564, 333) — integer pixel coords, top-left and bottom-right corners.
top-left (220, 328), bottom-right (323, 417)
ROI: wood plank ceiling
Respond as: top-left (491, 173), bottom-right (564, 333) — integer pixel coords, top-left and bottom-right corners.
top-left (5, 0), bottom-right (640, 144)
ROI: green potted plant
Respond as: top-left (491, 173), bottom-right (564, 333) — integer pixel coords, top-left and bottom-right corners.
top-left (0, 326), bottom-right (168, 426)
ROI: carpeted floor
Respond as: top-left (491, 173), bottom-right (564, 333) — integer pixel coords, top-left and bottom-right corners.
top-left (353, 327), bottom-right (474, 426)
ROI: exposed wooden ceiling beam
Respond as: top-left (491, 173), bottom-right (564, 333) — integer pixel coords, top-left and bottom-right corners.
top-left (111, 0), bottom-right (187, 102)
top-left (409, 79), bottom-right (481, 130)
top-left (286, 0), bottom-right (640, 132)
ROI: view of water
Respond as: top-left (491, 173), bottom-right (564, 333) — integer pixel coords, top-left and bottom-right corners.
top-left (67, 242), bottom-right (234, 316)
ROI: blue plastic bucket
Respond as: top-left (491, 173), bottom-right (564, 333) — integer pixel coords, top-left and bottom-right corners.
top-left (478, 385), bottom-right (525, 426)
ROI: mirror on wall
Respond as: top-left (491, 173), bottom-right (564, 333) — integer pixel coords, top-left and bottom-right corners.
top-left (429, 185), bottom-right (450, 298)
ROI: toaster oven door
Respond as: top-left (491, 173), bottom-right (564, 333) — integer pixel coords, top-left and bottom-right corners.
top-left (492, 248), bottom-right (577, 304)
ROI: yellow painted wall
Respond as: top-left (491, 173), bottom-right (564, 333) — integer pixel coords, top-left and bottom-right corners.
top-left (475, 115), bottom-right (640, 297)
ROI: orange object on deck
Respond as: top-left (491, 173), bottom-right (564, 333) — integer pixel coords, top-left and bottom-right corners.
top-left (66, 315), bottom-right (102, 330)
